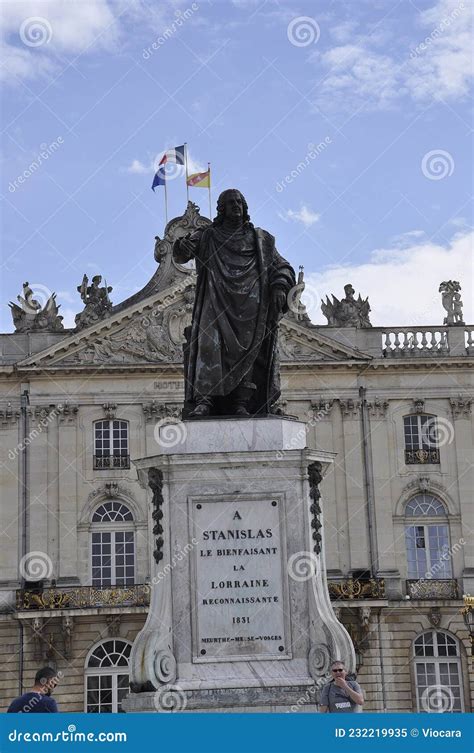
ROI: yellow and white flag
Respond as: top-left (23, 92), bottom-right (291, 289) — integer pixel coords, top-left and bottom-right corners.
top-left (186, 169), bottom-right (210, 188)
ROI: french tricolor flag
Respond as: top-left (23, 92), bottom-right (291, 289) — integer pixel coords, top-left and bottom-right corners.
top-left (152, 145), bottom-right (185, 190)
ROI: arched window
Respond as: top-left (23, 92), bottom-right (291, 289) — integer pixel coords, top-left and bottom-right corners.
top-left (85, 639), bottom-right (131, 713)
top-left (405, 494), bottom-right (451, 579)
top-left (403, 414), bottom-right (440, 464)
top-left (93, 419), bottom-right (129, 469)
top-left (91, 502), bottom-right (135, 587)
top-left (413, 631), bottom-right (464, 712)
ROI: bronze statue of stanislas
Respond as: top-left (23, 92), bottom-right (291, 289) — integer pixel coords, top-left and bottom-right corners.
top-left (173, 189), bottom-right (296, 418)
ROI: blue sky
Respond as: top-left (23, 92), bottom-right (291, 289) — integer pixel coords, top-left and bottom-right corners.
top-left (1, 0), bottom-right (472, 330)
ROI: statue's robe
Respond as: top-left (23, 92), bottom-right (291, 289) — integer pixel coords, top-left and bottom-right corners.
top-left (173, 223), bottom-right (295, 415)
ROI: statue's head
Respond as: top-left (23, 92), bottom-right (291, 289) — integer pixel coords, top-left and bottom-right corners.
top-left (214, 189), bottom-right (251, 226)
top-left (344, 284), bottom-right (355, 298)
top-left (92, 275), bottom-right (102, 285)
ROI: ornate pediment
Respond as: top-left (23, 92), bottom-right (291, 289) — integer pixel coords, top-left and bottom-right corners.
top-left (59, 294), bottom-right (193, 366)
top-left (279, 319), bottom-right (370, 362)
top-left (17, 288), bottom-right (370, 370)
top-left (17, 282), bottom-right (195, 369)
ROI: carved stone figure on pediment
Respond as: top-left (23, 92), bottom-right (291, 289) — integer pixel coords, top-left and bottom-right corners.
top-left (165, 287), bottom-right (195, 345)
top-left (9, 282), bottom-right (64, 333)
top-left (75, 274), bottom-right (113, 331)
top-left (279, 328), bottom-right (316, 361)
top-left (66, 313), bottom-right (182, 365)
top-left (439, 280), bottom-right (465, 325)
top-left (321, 284), bottom-right (372, 328)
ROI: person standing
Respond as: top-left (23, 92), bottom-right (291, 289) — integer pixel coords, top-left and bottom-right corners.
top-left (7, 667), bottom-right (60, 713)
top-left (319, 660), bottom-right (364, 713)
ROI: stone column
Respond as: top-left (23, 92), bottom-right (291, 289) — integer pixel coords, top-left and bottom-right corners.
top-left (339, 399), bottom-right (370, 571)
top-left (0, 404), bottom-right (21, 584)
top-left (57, 404), bottom-right (79, 585)
top-left (27, 408), bottom-right (55, 574)
top-left (47, 408), bottom-right (60, 577)
top-left (366, 400), bottom-right (402, 598)
top-left (312, 400), bottom-right (348, 574)
top-left (450, 399), bottom-right (474, 593)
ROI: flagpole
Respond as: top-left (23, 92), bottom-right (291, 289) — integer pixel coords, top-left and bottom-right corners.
top-left (184, 142), bottom-right (189, 203)
top-left (164, 175), bottom-right (168, 227)
top-left (208, 162), bottom-right (212, 218)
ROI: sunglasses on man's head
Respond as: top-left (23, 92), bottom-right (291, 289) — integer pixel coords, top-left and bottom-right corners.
top-left (332, 668), bottom-right (344, 672)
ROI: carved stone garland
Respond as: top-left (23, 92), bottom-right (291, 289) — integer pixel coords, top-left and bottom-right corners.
top-left (129, 466), bottom-right (177, 693)
top-left (148, 468), bottom-right (164, 564)
top-left (308, 461), bottom-right (323, 556)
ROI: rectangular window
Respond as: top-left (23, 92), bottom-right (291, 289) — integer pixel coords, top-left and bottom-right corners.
top-left (416, 660), bottom-right (463, 712)
top-left (405, 524), bottom-right (451, 579)
top-left (91, 531), bottom-right (135, 587)
top-left (404, 415), bottom-right (440, 464)
top-left (94, 420), bottom-right (129, 469)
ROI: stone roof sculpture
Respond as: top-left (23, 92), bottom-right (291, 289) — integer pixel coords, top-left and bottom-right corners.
top-left (321, 284), bottom-right (372, 328)
top-left (439, 280), bottom-right (464, 326)
top-left (9, 282), bottom-right (64, 333)
top-left (75, 274), bottom-right (113, 331)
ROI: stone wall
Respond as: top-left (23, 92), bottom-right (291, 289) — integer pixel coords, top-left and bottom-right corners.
top-left (0, 614), bottom-right (146, 712)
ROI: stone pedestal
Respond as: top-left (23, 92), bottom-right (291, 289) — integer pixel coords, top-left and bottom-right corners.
top-left (123, 417), bottom-right (354, 713)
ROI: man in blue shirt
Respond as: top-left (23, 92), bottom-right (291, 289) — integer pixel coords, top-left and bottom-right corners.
top-left (8, 667), bottom-right (59, 713)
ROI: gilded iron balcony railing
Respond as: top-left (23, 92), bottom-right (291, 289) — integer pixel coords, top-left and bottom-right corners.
top-left (16, 584), bottom-right (150, 611)
top-left (404, 448), bottom-right (440, 465)
top-left (406, 579), bottom-right (459, 600)
top-left (93, 454), bottom-right (130, 470)
top-left (328, 578), bottom-right (385, 600)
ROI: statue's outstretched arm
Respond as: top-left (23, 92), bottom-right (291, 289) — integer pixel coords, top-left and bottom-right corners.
top-left (173, 230), bottom-right (202, 264)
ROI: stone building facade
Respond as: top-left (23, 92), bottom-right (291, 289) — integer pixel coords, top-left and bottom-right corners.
top-left (0, 204), bottom-right (472, 713)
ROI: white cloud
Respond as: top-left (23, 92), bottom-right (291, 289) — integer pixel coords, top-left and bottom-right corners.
top-left (329, 20), bottom-right (359, 44)
top-left (316, 45), bottom-right (403, 112)
top-left (315, 0), bottom-right (473, 112)
top-left (1, 0), bottom-right (119, 82)
top-left (389, 229), bottom-right (426, 248)
top-left (302, 229), bottom-right (473, 326)
top-left (126, 159), bottom-right (151, 174)
top-left (0, 0), bottom-right (173, 83)
top-left (280, 205), bottom-right (320, 227)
